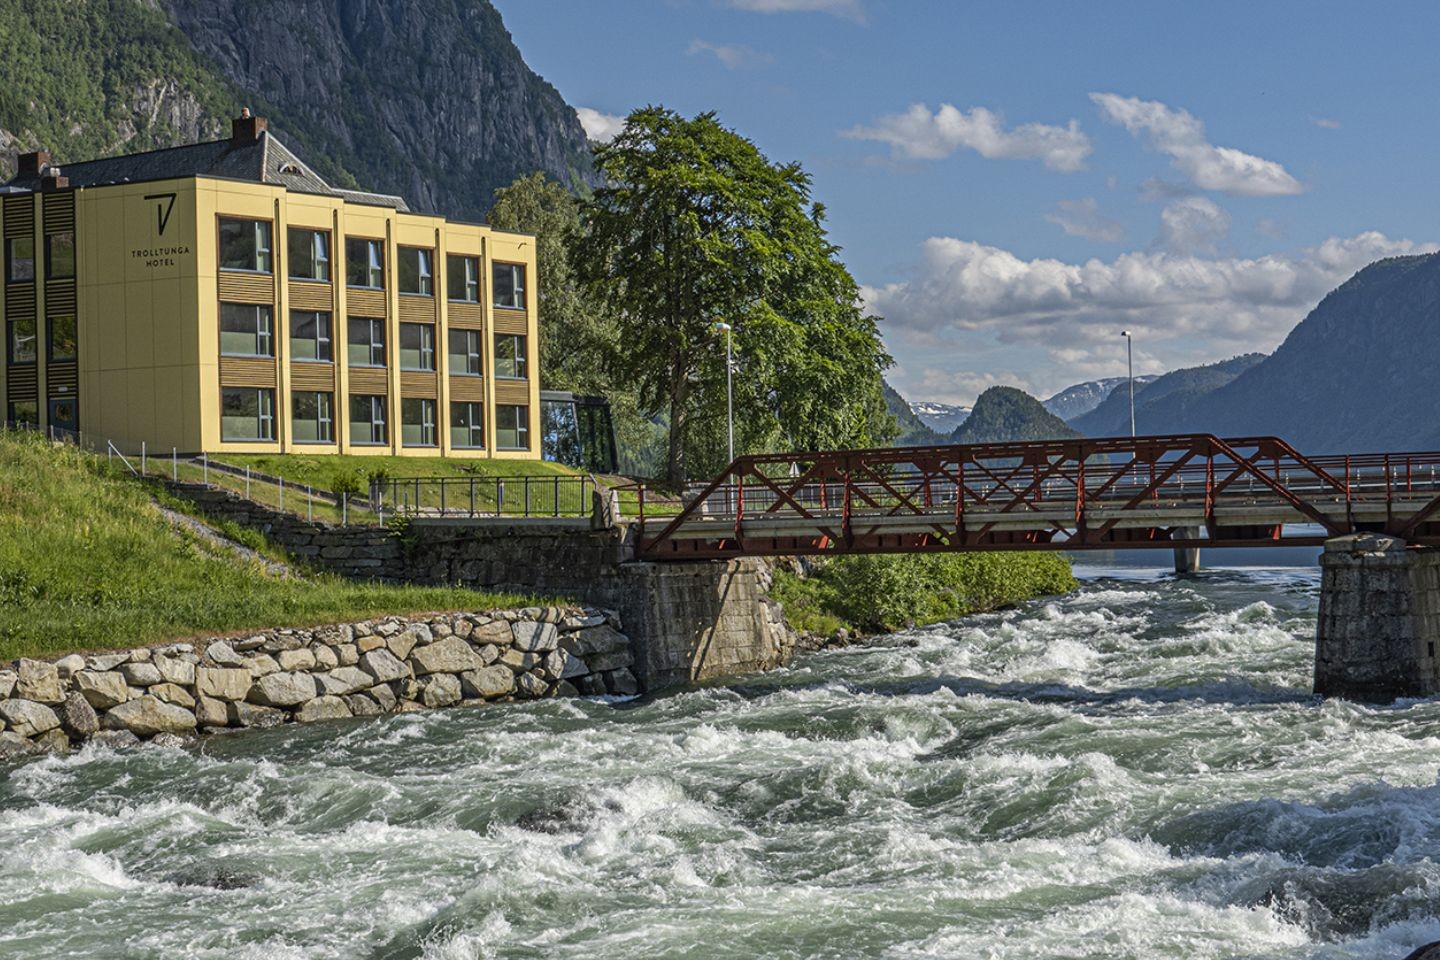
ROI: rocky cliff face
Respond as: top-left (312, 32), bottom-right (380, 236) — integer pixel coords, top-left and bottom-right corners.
top-left (162, 0), bottom-right (596, 218)
top-left (0, 0), bottom-right (596, 218)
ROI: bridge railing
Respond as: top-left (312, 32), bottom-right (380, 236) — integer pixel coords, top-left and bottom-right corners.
top-left (636, 434), bottom-right (1440, 559)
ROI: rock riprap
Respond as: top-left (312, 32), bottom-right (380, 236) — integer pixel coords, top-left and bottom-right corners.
top-left (0, 607), bottom-right (636, 757)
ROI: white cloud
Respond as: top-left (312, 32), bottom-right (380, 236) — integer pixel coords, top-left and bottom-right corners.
top-left (1158, 196), bottom-right (1230, 253)
top-left (1091, 92), bottom-right (1304, 197)
top-left (576, 107), bottom-right (626, 143)
top-left (864, 230), bottom-right (1436, 400)
top-left (1255, 217), bottom-right (1287, 240)
top-left (1047, 197), bottom-right (1125, 243)
top-left (1313, 117), bottom-right (1342, 129)
top-left (687, 39), bottom-right (772, 69)
top-left (844, 103), bottom-right (1092, 172)
top-left (725, 0), bottom-right (865, 21)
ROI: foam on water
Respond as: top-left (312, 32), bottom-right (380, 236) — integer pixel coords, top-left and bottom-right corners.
top-left (2, 568), bottom-right (1438, 958)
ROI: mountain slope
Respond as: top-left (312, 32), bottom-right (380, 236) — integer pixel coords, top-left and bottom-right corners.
top-left (1070, 354), bottom-right (1265, 437)
top-left (911, 401), bottom-right (970, 434)
top-left (1195, 254), bottom-right (1440, 452)
top-left (953, 387), bottom-right (1082, 445)
top-left (884, 381), bottom-right (945, 445)
top-left (0, 0), bottom-right (596, 218)
top-left (1043, 376), bottom-right (1156, 421)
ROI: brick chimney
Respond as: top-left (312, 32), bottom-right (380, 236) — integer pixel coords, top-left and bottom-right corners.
top-left (231, 107), bottom-right (268, 143)
top-left (17, 151), bottom-right (50, 176)
top-left (39, 168), bottom-right (69, 192)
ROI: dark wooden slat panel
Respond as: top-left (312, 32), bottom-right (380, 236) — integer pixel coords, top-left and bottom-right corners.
top-left (3, 197), bottom-right (34, 237)
top-left (218, 272), bottom-right (275, 304)
top-left (494, 379), bottom-right (529, 405)
top-left (346, 288), bottom-right (386, 316)
top-left (219, 356), bottom-right (278, 388)
top-left (290, 363), bottom-right (335, 391)
top-left (447, 301), bottom-right (484, 329)
top-left (448, 376), bottom-right (485, 402)
top-left (42, 194), bottom-right (74, 232)
top-left (399, 371), bottom-right (437, 399)
top-left (492, 309), bottom-right (528, 335)
top-left (288, 282), bottom-right (332, 311)
top-left (7, 366), bottom-right (37, 401)
top-left (46, 362), bottom-right (78, 392)
top-left (4, 284), bottom-right (36, 318)
top-left (399, 296), bottom-right (435, 323)
top-left (45, 282), bottom-right (76, 316)
top-left (347, 366), bottom-right (389, 393)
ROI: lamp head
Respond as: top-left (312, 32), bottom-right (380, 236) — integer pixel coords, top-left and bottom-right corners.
top-left (714, 322), bottom-right (733, 332)
top-left (1120, 330), bottom-right (1132, 338)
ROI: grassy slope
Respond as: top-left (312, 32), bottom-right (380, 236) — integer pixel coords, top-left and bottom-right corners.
top-left (217, 452), bottom-right (579, 489)
top-left (0, 432), bottom-right (545, 660)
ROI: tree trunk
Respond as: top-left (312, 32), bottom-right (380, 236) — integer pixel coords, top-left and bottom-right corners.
top-left (665, 358), bottom-right (689, 487)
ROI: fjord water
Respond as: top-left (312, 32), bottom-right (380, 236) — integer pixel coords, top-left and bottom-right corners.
top-left (4, 565), bottom-right (1440, 959)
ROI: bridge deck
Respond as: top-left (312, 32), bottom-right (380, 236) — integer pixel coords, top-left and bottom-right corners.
top-left (635, 435), bottom-right (1440, 560)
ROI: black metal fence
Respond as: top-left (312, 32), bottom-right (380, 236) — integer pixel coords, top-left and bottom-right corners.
top-left (371, 474), bottom-right (598, 518)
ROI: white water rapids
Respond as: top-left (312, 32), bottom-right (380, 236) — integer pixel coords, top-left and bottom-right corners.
top-left (3, 563), bottom-right (1440, 959)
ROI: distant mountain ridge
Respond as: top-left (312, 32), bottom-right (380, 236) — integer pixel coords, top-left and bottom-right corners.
top-left (910, 401), bottom-right (971, 434)
top-left (0, 0), bottom-right (597, 219)
top-left (953, 387), bottom-right (1082, 445)
top-left (883, 382), bottom-right (946, 445)
top-left (1071, 354), bottom-right (1266, 437)
top-left (1043, 376), bottom-right (1157, 421)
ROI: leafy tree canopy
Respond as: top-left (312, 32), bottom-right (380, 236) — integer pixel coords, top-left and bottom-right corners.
top-left (574, 106), bottom-right (894, 484)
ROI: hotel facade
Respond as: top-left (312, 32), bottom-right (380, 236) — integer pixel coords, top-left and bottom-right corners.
top-left (0, 112), bottom-right (540, 460)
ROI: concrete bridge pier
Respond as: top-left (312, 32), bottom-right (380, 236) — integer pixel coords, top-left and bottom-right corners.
top-left (1173, 527), bottom-right (1202, 574)
top-left (1315, 534), bottom-right (1440, 701)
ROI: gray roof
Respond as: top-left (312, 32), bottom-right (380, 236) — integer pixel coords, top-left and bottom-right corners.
top-left (4, 131), bottom-right (409, 211)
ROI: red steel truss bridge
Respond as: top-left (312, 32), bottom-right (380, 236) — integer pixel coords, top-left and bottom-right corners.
top-left (634, 434), bottom-right (1440, 561)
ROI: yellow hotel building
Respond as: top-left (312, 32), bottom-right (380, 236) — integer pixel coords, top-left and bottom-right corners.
top-left (0, 112), bottom-right (540, 460)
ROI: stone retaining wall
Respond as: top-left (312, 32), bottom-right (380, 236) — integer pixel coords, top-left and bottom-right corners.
top-left (161, 483), bottom-right (796, 691)
top-left (0, 605), bottom-right (637, 758)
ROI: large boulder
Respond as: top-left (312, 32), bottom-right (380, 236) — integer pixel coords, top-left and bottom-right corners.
top-left (248, 672), bottom-right (317, 708)
top-left (119, 662), bottom-right (164, 687)
top-left (0, 731), bottom-right (36, 758)
top-left (73, 670), bottom-right (131, 710)
top-left (294, 696), bottom-right (352, 723)
top-left (561, 625), bottom-right (630, 658)
top-left (104, 696), bottom-right (197, 737)
top-left (150, 683), bottom-right (196, 709)
top-left (420, 674), bottom-right (462, 708)
top-left (316, 666), bottom-right (373, 697)
top-left (511, 622), bottom-right (559, 653)
top-left (194, 667), bottom-right (251, 701)
top-left (58, 692), bottom-right (100, 738)
top-left (194, 696), bottom-right (229, 728)
top-left (16, 659), bottom-right (64, 703)
top-left (204, 641), bottom-right (246, 667)
top-left (53, 654), bottom-right (86, 678)
top-left (460, 666), bottom-right (515, 700)
top-left (0, 671), bottom-right (15, 698)
top-left (153, 656), bottom-right (196, 686)
top-left (275, 648), bottom-right (316, 672)
top-left (471, 619), bottom-right (512, 646)
top-left (359, 649), bottom-right (410, 684)
top-left (387, 625), bottom-right (431, 661)
top-left (0, 699), bottom-right (61, 738)
top-left (408, 637), bottom-right (482, 675)
top-left (227, 702), bottom-right (287, 728)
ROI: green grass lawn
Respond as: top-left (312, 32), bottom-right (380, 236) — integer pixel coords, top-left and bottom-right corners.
top-left (0, 431), bottom-right (552, 660)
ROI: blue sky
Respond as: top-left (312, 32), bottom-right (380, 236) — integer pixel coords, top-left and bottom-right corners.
top-left (494, 0), bottom-right (1439, 405)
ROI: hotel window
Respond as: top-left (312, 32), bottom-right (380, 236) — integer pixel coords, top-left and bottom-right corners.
top-left (450, 401), bottom-right (484, 449)
top-left (348, 317), bottom-right (385, 366)
top-left (291, 311), bottom-right (332, 362)
top-left (350, 394), bottom-right (387, 445)
top-left (492, 262), bottom-right (525, 310)
top-left (346, 237), bottom-right (384, 289)
top-left (399, 322), bottom-right (435, 370)
top-left (218, 218), bottom-right (272, 273)
top-left (292, 391), bottom-right (334, 443)
top-left (448, 255), bottom-right (479, 302)
top-left (220, 303), bottom-right (274, 357)
top-left (398, 247), bottom-right (433, 295)
top-left (221, 387), bottom-right (275, 441)
top-left (45, 232), bottom-right (74, 279)
top-left (401, 398), bottom-right (437, 447)
top-left (448, 329), bottom-right (481, 376)
top-left (288, 228), bottom-right (330, 281)
top-left (494, 333), bottom-right (527, 379)
top-left (8, 317), bottom-right (36, 364)
top-left (7, 400), bottom-right (38, 425)
top-left (6, 237), bottom-right (34, 283)
top-left (496, 404), bottom-right (529, 450)
top-left (48, 314), bottom-right (76, 362)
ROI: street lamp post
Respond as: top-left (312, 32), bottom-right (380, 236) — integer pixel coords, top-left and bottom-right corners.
top-left (1120, 329), bottom-right (1135, 438)
top-left (715, 321), bottom-right (735, 464)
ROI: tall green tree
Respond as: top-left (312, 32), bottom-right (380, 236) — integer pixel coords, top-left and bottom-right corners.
top-left (575, 106), bottom-right (894, 484)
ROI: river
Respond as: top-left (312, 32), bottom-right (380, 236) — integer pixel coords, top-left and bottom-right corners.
top-left (3, 560), bottom-right (1440, 959)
